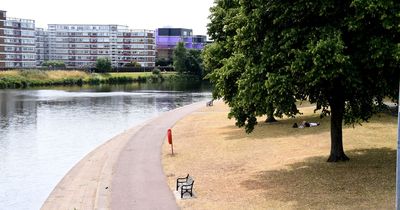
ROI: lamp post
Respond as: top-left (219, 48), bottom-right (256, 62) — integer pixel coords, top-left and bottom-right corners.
top-left (396, 81), bottom-right (400, 210)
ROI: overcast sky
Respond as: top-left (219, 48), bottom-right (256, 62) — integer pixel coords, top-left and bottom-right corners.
top-left (2, 0), bottom-right (215, 36)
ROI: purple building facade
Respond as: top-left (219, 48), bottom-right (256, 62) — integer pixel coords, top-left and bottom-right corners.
top-left (155, 28), bottom-right (206, 61)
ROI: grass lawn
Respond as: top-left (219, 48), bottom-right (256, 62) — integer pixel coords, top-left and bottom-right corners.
top-left (162, 101), bottom-right (397, 209)
top-left (108, 71), bottom-right (177, 78)
top-left (108, 72), bottom-right (152, 78)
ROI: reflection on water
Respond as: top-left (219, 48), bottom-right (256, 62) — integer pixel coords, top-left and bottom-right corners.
top-left (0, 82), bottom-right (211, 210)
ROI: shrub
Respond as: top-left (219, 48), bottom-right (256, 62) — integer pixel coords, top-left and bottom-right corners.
top-left (95, 57), bottom-right (112, 72)
top-left (152, 68), bottom-right (161, 75)
top-left (124, 61), bottom-right (142, 68)
top-left (42, 60), bottom-right (66, 68)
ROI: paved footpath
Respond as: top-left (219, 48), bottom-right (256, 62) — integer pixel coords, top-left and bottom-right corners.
top-left (41, 101), bottom-right (205, 210)
top-left (111, 101), bottom-right (205, 209)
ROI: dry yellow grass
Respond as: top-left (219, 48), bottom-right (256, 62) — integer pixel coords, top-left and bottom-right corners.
top-left (0, 70), bottom-right (89, 79)
top-left (45, 70), bottom-right (89, 79)
top-left (0, 70), bottom-right (19, 77)
top-left (162, 101), bottom-right (397, 209)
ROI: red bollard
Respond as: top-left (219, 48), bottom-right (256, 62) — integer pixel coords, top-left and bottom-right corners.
top-left (167, 129), bottom-right (174, 155)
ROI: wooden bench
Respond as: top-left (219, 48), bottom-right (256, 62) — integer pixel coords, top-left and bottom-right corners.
top-left (176, 174), bottom-right (194, 198)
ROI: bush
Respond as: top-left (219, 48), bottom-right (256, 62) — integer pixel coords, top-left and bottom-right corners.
top-left (95, 57), bottom-right (112, 72)
top-left (42, 60), bottom-right (66, 68)
top-left (152, 68), bottom-right (161, 75)
top-left (87, 77), bottom-right (101, 85)
top-left (155, 58), bottom-right (173, 67)
top-left (124, 61), bottom-right (142, 68)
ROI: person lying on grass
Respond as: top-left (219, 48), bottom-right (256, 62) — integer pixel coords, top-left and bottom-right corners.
top-left (292, 121), bottom-right (320, 128)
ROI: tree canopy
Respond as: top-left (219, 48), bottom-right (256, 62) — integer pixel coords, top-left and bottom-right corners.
top-left (95, 57), bottom-right (112, 72)
top-left (42, 60), bottom-right (66, 68)
top-left (156, 58), bottom-right (173, 67)
top-left (173, 42), bottom-right (204, 77)
top-left (124, 61), bottom-right (141, 68)
top-left (205, 0), bottom-right (400, 162)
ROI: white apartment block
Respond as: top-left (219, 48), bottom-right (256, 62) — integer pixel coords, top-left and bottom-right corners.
top-left (0, 10), bottom-right (156, 69)
top-left (35, 28), bottom-right (49, 66)
top-left (47, 24), bottom-right (156, 68)
top-left (0, 10), bottom-right (36, 68)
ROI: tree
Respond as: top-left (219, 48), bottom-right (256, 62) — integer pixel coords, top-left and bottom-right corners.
top-left (173, 42), bottom-right (188, 74)
top-left (203, 0), bottom-right (244, 103)
top-left (204, 0), bottom-right (281, 127)
top-left (95, 57), bottom-right (112, 72)
top-left (173, 42), bottom-right (205, 77)
top-left (206, 0), bottom-right (399, 162)
top-left (124, 61), bottom-right (141, 68)
top-left (155, 58), bottom-right (173, 67)
top-left (186, 49), bottom-right (203, 77)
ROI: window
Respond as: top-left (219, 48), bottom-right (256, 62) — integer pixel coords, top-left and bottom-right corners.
top-left (4, 29), bottom-right (14, 35)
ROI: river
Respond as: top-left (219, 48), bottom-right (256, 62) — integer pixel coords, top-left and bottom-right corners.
top-left (0, 82), bottom-right (212, 210)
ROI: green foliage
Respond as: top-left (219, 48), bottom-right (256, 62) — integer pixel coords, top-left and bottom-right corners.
top-left (186, 49), bottom-right (204, 77)
top-left (173, 42), bottom-right (188, 74)
top-left (156, 58), bottom-right (173, 67)
top-left (173, 42), bottom-right (204, 77)
top-left (124, 61), bottom-right (142, 68)
top-left (0, 71), bottom-right (169, 89)
top-left (206, 0), bottom-right (400, 160)
top-left (149, 68), bottom-right (164, 82)
top-left (204, 0), bottom-right (252, 115)
top-left (152, 68), bottom-right (161, 75)
top-left (95, 57), bottom-right (112, 72)
top-left (42, 60), bottom-right (66, 68)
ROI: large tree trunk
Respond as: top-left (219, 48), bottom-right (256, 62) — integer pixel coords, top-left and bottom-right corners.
top-left (265, 103), bottom-right (277, 123)
top-left (265, 115), bottom-right (277, 123)
top-left (327, 97), bottom-right (349, 162)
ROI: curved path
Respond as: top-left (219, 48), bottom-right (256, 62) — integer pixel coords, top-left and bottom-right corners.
top-left (42, 101), bottom-right (205, 210)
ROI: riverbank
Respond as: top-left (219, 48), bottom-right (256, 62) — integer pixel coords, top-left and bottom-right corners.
top-left (0, 70), bottom-right (184, 88)
top-left (162, 101), bottom-right (397, 209)
top-left (41, 101), bottom-right (206, 210)
top-left (39, 99), bottom-right (396, 209)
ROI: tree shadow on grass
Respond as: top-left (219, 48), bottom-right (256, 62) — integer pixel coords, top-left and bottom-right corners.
top-left (222, 114), bottom-right (331, 140)
top-left (241, 148), bottom-right (395, 209)
top-left (221, 113), bottom-right (396, 141)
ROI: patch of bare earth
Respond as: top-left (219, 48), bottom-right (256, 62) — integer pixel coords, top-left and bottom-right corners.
top-left (162, 101), bottom-right (396, 209)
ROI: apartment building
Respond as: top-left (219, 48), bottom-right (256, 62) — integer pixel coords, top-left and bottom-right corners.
top-left (35, 28), bottom-right (48, 66)
top-left (47, 24), bottom-right (156, 67)
top-left (1, 9), bottom-right (215, 69)
top-left (155, 28), bottom-right (207, 61)
top-left (0, 10), bottom-right (36, 68)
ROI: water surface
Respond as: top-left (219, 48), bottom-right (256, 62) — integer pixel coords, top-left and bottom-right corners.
top-left (0, 82), bottom-right (211, 210)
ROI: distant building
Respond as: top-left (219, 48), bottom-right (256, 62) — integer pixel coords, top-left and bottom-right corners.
top-left (155, 28), bottom-right (206, 61)
top-left (0, 10), bottom-right (36, 68)
top-left (46, 24), bottom-right (156, 68)
top-left (35, 28), bottom-right (48, 66)
top-left (2, 9), bottom-right (212, 69)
